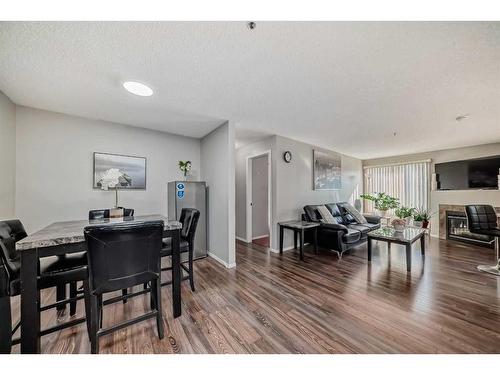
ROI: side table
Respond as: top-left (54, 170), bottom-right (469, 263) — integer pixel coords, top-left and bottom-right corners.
top-left (278, 221), bottom-right (320, 260)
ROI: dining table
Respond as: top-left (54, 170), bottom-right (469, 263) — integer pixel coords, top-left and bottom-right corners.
top-left (15, 214), bottom-right (182, 354)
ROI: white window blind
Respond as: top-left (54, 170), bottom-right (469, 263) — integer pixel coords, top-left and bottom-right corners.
top-left (363, 160), bottom-right (431, 213)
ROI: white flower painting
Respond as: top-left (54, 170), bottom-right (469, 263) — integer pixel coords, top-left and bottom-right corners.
top-left (93, 153), bottom-right (146, 189)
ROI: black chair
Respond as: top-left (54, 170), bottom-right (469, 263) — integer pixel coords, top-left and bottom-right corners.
top-left (88, 208), bottom-right (135, 302)
top-left (88, 208), bottom-right (134, 220)
top-left (160, 208), bottom-right (200, 291)
top-left (465, 205), bottom-right (500, 276)
top-left (120, 208), bottom-right (134, 217)
top-left (83, 221), bottom-right (164, 354)
top-left (0, 219), bottom-right (87, 353)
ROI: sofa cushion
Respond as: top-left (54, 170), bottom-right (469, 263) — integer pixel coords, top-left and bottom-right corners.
top-left (347, 224), bottom-right (371, 235)
top-left (339, 202), bottom-right (368, 224)
top-left (361, 222), bottom-right (381, 230)
top-left (317, 205), bottom-right (336, 223)
top-left (320, 222), bottom-right (348, 233)
top-left (343, 228), bottom-right (361, 244)
top-left (325, 203), bottom-right (345, 224)
top-left (303, 205), bottom-right (323, 222)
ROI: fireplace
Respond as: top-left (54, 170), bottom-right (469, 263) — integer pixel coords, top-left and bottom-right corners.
top-left (446, 210), bottom-right (494, 248)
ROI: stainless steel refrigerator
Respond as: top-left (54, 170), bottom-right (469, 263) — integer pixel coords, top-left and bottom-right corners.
top-left (167, 181), bottom-right (208, 260)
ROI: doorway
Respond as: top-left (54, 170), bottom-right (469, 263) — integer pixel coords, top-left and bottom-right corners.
top-left (246, 151), bottom-right (271, 248)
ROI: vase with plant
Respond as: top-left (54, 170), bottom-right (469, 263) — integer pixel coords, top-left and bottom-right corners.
top-left (395, 206), bottom-right (415, 225)
top-left (178, 161), bottom-right (192, 181)
top-left (360, 192), bottom-right (400, 218)
top-left (391, 218), bottom-right (406, 231)
top-left (413, 207), bottom-right (433, 228)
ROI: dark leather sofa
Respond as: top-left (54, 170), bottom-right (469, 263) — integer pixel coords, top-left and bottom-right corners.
top-left (303, 202), bottom-right (381, 257)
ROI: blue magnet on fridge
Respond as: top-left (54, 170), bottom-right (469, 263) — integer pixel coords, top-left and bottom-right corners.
top-left (177, 183), bottom-right (185, 190)
top-left (177, 190), bottom-right (185, 199)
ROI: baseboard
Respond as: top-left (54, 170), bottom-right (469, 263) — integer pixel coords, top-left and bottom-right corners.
top-left (269, 245), bottom-right (297, 253)
top-left (252, 235), bottom-right (269, 240)
top-left (208, 252), bottom-right (236, 269)
top-left (235, 236), bottom-right (248, 243)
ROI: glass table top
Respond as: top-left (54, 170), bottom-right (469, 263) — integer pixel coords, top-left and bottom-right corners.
top-left (368, 226), bottom-right (426, 242)
top-left (279, 220), bottom-right (320, 229)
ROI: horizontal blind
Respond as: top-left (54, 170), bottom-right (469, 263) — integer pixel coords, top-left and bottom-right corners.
top-left (363, 161), bottom-right (430, 214)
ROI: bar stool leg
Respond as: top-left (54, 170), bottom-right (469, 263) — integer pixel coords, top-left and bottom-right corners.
top-left (0, 295), bottom-right (12, 354)
top-left (477, 237), bottom-right (500, 276)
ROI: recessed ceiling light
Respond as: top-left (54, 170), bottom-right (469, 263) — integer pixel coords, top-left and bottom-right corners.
top-left (123, 81), bottom-right (153, 97)
top-left (456, 114), bottom-right (469, 121)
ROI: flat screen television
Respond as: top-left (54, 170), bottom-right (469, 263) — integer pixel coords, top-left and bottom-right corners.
top-left (435, 156), bottom-right (500, 190)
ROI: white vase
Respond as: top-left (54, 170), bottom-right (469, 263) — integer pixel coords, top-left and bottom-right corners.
top-left (404, 217), bottom-right (411, 225)
top-left (414, 220), bottom-right (423, 228)
top-left (377, 210), bottom-right (387, 218)
top-left (394, 224), bottom-right (405, 231)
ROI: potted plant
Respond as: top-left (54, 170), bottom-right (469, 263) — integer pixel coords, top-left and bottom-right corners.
top-left (360, 192), bottom-right (400, 217)
top-left (178, 160), bottom-right (192, 181)
top-left (395, 206), bottom-right (415, 225)
top-left (413, 208), bottom-right (433, 228)
top-left (391, 218), bottom-right (406, 231)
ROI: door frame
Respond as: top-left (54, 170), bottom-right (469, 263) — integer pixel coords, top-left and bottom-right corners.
top-left (246, 150), bottom-right (272, 246)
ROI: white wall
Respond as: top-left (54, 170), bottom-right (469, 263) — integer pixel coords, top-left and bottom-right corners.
top-left (0, 91), bottom-right (16, 219)
top-left (201, 122), bottom-right (236, 268)
top-left (251, 154), bottom-right (269, 238)
top-left (363, 142), bottom-right (500, 236)
top-left (15, 106), bottom-right (201, 233)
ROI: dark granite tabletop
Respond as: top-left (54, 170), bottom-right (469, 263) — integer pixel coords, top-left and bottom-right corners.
top-left (16, 214), bottom-right (182, 251)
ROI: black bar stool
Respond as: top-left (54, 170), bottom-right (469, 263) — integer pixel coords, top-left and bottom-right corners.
top-left (160, 208), bottom-right (200, 291)
top-left (0, 219), bottom-right (87, 354)
top-left (83, 220), bottom-right (164, 354)
top-left (465, 205), bottom-right (500, 276)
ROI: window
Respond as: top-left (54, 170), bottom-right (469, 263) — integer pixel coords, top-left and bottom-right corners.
top-left (363, 160), bottom-right (431, 213)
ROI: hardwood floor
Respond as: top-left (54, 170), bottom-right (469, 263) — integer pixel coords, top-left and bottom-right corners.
top-left (10, 236), bottom-right (500, 353)
top-left (252, 236), bottom-right (270, 247)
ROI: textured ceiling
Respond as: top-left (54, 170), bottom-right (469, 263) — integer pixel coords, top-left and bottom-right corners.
top-left (0, 22), bottom-right (499, 158)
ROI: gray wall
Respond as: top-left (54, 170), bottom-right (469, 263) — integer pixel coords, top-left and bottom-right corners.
top-left (0, 91), bottom-right (16, 219)
top-left (363, 142), bottom-right (500, 236)
top-left (201, 122), bottom-right (236, 267)
top-left (252, 154), bottom-right (269, 238)
top-left (273, 135), bottom-right (363, 249)
top-left (235, 135), bottom-right (363, 250)
top-left (15, 106), bottom-right (201, 233)
top-left (235, 137), bottom-right (275, 240)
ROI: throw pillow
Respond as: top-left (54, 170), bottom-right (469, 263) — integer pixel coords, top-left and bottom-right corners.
top-left (341, 203), bottom-right (368, 224)
top-left (316, 205), bottom-right (336, 224)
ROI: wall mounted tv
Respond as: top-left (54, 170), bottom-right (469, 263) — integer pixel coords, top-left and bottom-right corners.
top-left (435, 155), bottom-right (500, 190)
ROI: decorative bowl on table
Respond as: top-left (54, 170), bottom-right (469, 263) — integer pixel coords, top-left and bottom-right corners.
top-left (391, 218), bottom-right (406, 231)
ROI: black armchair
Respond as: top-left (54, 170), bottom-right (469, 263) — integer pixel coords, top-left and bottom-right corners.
top-left (465, 205), bottom-right (500, 276)
top-left (83, 220), bottom-right (165, 353)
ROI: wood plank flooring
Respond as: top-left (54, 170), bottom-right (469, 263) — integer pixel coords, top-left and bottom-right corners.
top-left (252, 236), bottom-right (270, 247)
top-left (10, 236), bottom-right (500, 353)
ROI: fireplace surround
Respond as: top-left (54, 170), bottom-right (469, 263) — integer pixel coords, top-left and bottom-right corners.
top-left (439, 204), bottom-right (500, 248)
top-left (446, 210), bottom-right (494, 247)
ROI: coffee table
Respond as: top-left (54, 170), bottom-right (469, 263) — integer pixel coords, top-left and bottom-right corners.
top-left (367, 226), bottom-right (426, 272)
